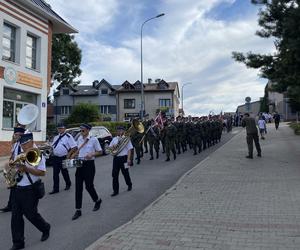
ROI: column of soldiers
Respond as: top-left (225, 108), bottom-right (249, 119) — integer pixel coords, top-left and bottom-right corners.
top-left (131, 114), bottom-right (224, 163)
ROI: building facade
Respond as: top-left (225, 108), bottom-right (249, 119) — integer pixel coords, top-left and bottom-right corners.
top-left (116, 79), bottom-right (180, 121)
top-left (53, 79), bottom-right (120, 123)
top-left (236, 100), bottom-right (261, 116)
top-left (0, 0), bottom-right (76, 156)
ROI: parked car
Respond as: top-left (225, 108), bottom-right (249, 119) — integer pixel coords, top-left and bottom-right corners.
top-left (66, 126), bottom-right (113, 155)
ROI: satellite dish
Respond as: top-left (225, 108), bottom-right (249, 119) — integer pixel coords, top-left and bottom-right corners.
top-left (17, 104), bottom-right (39, 131)
top-left (245, 96), bottom-right (251, 103)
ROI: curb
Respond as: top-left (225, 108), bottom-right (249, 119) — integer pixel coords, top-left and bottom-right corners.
top-left (86, 129), bottom-right (243, 250)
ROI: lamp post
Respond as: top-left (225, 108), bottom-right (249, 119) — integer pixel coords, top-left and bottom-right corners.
top-left (140, 13), bottom-right (165, 119)
top-left (181, 82), bottom-right (192, 115)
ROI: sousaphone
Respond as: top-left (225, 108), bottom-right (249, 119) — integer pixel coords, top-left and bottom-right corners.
top-left (17, 104), bottom-right (39, 131)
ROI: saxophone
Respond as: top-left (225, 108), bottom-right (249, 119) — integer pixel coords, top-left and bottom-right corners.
top-left (2, 148), bottom-right (41, 187)
top-left (107, 119), bottom-right (144, 156)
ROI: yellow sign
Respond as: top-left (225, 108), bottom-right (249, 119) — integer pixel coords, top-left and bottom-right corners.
top-left (17, 71), bottom-right (42, 89)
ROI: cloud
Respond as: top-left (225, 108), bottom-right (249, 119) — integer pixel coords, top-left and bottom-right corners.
top-left (47, 0), bottom-right (275, 116)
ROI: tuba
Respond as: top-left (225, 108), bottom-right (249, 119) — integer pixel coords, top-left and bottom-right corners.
top-left (3, 148), bottom-right (42, 187)
top-left (17, 104), bottom-right (39, 131)
top-left (107, 119), bottom-right (144, 156)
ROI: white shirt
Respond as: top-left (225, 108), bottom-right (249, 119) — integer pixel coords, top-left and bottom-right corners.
top-left (109, 136), bottom-right (133, 157)
top-left (11, 141), bottom-right (21, 160)
top-left (77, 134), bottom-right (102, 160)
top-left (52, 132), bottom-right (77, 157)
top-left (16, 145), bottom-right (46, 187)
top-left (258, 119), bottom-right (266, 129)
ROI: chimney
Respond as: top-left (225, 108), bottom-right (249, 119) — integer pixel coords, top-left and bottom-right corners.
top-left (155, 78), bottom-right (161, 83)
top-left (92, 80), bottom-right (99, 88)
top-left (148, 78), bottom-right (152, 84)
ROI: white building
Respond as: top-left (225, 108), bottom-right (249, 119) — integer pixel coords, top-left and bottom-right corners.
top-left (0, 0), bottom-right (76, 156)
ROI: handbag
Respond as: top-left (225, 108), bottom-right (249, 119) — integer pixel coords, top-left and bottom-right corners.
top-left (26, 173), bottom-right (45, 199)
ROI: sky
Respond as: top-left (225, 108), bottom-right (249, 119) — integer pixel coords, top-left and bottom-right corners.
top-left (46, 0), bottom-right (275, 116)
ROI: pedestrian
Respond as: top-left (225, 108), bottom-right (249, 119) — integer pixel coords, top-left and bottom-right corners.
top-left (10, 133), bottom-right (51, 250)
top-left (257, 116), bottom-right (266, 139)
top-left (242, 113), bottom-right (262, 159)
top-left (273, 112), bottom-right (281, 130)
top-left (71, 124), bottom-right (102, 221)
top-left (109, 126), bottom-right (133, 197)
top-left (49, 123), bottom-right (77, 194)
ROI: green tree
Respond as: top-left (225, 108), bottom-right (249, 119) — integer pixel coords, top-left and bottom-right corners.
top-left (51, 34), bottom-right (82, 86)
top-left (66, 103), bottom-right (99, 124)
top-left (232, 0), bottom-right (300, 111)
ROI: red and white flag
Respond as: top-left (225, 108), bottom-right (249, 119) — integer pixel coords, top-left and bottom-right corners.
top-left (154, 111), bottom-right (165, 129)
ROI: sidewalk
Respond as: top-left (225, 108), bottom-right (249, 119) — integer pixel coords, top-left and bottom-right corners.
top-left (87, 123), bottom-right (300, 250)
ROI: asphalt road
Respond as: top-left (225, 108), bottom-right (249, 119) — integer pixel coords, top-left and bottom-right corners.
top-left (0, 129), bottom-right (239, 250)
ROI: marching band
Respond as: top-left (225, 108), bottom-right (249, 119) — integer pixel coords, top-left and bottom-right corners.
top-left (0, 105), bottom-right (226, 250)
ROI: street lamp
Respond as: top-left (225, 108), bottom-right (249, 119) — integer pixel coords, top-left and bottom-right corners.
top-left (181, 82), bottom-right (192, 115)
top-left (140, 13), bottom-right (165, 119)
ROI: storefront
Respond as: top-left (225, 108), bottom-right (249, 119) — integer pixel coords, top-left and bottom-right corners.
top-left (0, 0), bottom-right (77, 156)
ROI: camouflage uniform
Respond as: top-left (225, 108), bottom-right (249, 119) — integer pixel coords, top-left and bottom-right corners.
top-left (147, 124), bottom-right (160, 160)
top-left (164, 122), bottom-right (177, 161)
top-left (131, 130), bottom-right (143, 164)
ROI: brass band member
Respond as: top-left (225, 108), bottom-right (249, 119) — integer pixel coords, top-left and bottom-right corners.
top-left (109, 126), bottom-right (133, 197)
top-left (49, 123), bottom-right (77, 194)
top-left (10, 133), bottom-right (50, 250)
top-left (71, 124), bottom-right (102, 221)
top-left (0, 127), bottom-right (25, 213)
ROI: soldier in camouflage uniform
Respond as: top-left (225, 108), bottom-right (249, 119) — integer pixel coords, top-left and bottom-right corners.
top-left (163, 120), bottom-right (177, 161)
top-left (131, 130), bottom-right (143, 164)
top-left (174, 117), bottom-right (182, 154)
top-left (147, 119), bottom-right (160, 160)
top-left (142, 119), bottom-right (150, 154)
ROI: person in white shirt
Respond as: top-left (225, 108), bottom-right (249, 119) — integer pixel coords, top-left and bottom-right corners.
top-left (109, 126), bottom-right (133, 197)
top-left (49, 123), bottom-right (77, 194)
top-left (10, 133), bottom-right (50, 250)
top-left (0, 127), bottom-right (26, 213)
top-left (71, 124), bottom-right (102, 221)
top-left (257, 116), bottom-right (266, 139)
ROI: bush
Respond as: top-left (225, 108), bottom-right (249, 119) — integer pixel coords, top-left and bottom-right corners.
top-left (289, 122), bottom-right (300, 135)
top-left (65, 103), bottom-right (99, 124)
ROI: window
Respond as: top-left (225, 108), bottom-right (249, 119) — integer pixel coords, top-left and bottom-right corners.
top-left (3, 87), bottom-right (38, 129)
top-left (26, 34), bottom-right (37, 69)
top-left (124, 99), bottom-right (135, 109)
top-left (101, 89), bottom-right (108, 95)
top-left (100, 105), bottom-right (109, 114)
top-left (62, 89), bottom-right (69, 95)
top-left (2, 23), bottom-right (16, 62)
top-left (159, 99), bottom-right (171, 107)
top-left (61, 106), bottom-right (72, 115)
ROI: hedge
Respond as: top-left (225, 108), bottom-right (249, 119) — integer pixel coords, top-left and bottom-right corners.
top-left (289, 122), bottom-right (300, 135)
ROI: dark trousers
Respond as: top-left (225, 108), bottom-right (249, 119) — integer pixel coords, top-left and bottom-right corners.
top-left (52, 156), bottom-right (71, 191)
top-left (112, 156), bottom-right (132, 194)
top-left (275, 122), bottom-right (279, 129)
top-left (11, 186), bottom-right (50, 247)
top-left (75, 160), bottom-right (99, 209)
top-left (246, 133), bottom-right (261, 157)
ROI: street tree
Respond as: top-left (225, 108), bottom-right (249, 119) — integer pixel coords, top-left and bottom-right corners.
top-left (51, 34), bottom-right (82, 87)
top-left (232, 0), bottom-right (300, 112)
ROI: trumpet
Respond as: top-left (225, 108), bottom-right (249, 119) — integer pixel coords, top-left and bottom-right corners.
top-left (37, 143), bottom-right (53, 159)
top-left (2, 148), bottom-right (41, 187)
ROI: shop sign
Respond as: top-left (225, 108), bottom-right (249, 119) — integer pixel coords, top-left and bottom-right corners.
top-left (4, 66), bottom-right (17, 85)
top-left (17, 72), bottom-right (42, 89)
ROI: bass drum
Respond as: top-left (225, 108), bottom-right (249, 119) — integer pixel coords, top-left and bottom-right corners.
top-left (62, 159), bottom-right (83, 169)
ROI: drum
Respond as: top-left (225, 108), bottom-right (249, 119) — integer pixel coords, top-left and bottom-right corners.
top-left (62, 159), bottom-right (83, 169)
